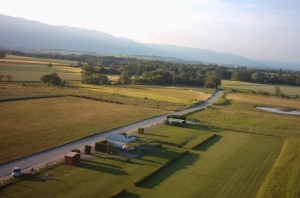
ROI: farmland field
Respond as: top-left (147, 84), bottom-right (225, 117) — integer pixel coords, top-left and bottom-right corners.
top-left (0, 62), bottom-right (81, 81)
top-left (69, 83), bottom-right (212, 109)
top-left (0, 82), bottom-right (212, 110)
top-left (257, 139), bottom-right (300, 198)
top-left (221, 80), bottom-right (300, 96)
top-left (0, 96), bottom-right (167, 164)
top-left (186, 91), bottom-right (300, 196)
top-left (131, 132), bottom-right (282, 198)
top-left (0, 131), bottom-right (283, 198)
top-left (2, 54), bottom-right (75, 65)
top-left (187, 92), bottom-right (300, 138)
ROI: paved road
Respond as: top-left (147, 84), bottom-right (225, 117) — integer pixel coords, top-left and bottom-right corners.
top-left (0, 90), bottom-right (223, 180)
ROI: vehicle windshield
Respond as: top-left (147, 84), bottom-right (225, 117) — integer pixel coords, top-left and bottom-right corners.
top-left (13, 168), bottom-right (20, 172)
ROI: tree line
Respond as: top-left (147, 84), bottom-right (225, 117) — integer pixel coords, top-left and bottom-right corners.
top-left (3, 50), bottom-right (300, 87)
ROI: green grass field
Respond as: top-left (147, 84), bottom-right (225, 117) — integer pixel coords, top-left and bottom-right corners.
top-left (187, 92), bottom-right (300, 138)
top-left (137, 125), bottom-right (216, 148)
top-left (0, 131), bottom-right (282, 198)
top-left (0, 96), bottom-right (167, 164)
top-left (131, 132), bottom-right (282, 198)
top-left (221, 80), bottom-right (300, 96)
top-left (185, 91), bottom-right (300, 196)
top-left (0, 146), bottom-right (186, 198)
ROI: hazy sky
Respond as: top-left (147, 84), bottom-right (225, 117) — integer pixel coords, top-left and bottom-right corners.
top-left (1, 0), bottom-right (300, 64)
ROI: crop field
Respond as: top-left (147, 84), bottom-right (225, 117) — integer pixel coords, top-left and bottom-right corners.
top-left (0, 129), bottom-right (282, 198)
top-left (187, 92), bottom-right (300, 138)
top-left (0, 96), bottom-right (167, 164)
top-left (0, 62), bottom-right (81, 81)
top-left (69, 83), bottom-right (213, 109)
top-left (0, 82), bottom-right (212, 110)
top-left (137, 125), bottom-right (216, 148)
top-left (3, 54), bottom-right (75, 65)
top-left (257, 139), bottom-right (300, 198)
top-left (221, 80), bottom-right (300, 96)
top-left (227, 92), bottom-right (300, 110)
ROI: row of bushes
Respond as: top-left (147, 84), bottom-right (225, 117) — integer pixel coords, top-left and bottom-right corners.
top-left (69, 95), bottom-right (123, 104)
top-left (132, 150), bottom-right (189, 186)
top-left (155, 140), bottom-right (181, 148)
top-left (188, 134), bottom-right (216, 150)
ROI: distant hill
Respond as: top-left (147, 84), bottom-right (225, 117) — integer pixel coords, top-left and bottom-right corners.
top-left (0, 14), bottom-right (298, 70)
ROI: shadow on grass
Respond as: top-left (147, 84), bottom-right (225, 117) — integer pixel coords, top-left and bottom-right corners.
top-left (0, 192), bottom-right (13, 198)
top-left (138, 147), bottom-right (181, 162)
top-left (78, 161), bottom-right (129, 175)
top-left (141, 133), bottom-right (169, 138)
top-left (139, 152), bottom-right (199, 189)
top-left (186, 124), bottom-right (222, 133)
top-left (121, 191), bottom-right (141, 198)
top-left (82, 159), bottom-right (123, 169)
top-left (194, 135), bottom-right (223, 151)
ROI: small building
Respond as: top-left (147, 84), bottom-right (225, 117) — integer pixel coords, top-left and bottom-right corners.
top-left (167, 118), bottom-right (185, 125)
top-left (106, 134), bottom-right (137, 149)
top-left (65, 152), bottom-right (80, 166)
top-left (167, 115), bottom-right (186, 124)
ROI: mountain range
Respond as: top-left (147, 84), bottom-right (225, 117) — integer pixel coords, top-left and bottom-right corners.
top-left (0, 14), bottom-right (298, 70)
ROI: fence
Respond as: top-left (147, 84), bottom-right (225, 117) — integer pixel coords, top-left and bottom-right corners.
top-left (0, 158), bottom-right (65, 187)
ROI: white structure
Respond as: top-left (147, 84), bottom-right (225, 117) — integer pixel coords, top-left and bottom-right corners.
top-left (167, 118), bottom-right (185, 125)
top-left (106, 134), bottom-right (137, 149)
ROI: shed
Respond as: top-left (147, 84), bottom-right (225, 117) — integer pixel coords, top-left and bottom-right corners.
top-left (106, 134), bottom-right (137, 149)
top-left (168, 118), bottom-right (185, 125)
top-left (65, 152), bottom-right (80, 166)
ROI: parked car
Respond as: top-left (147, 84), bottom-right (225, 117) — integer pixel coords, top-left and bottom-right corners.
top-left (11, 167), bottom-right (21, 177)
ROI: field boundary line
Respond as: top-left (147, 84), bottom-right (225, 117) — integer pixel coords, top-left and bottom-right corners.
top-left (0, 94), bottom-right (64, 102)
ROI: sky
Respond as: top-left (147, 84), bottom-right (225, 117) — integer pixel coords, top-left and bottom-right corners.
top-left (0, 0), bottom-right (300, 64)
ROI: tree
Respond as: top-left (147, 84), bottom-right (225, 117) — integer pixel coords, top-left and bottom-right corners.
top-left (47, 62), bottom-right (52, 69)
top-left (274, 86), bottom-right (281, 96)
top-left (77, 61), bottom-right (83, 67)
top-left (6, 74), bottom-right (12, 81)
top-left (0, 52), bottom-right (5, 59)
top-left (118, 71), bottom-right (132, 85)
top-left (0, 74), bottom-right (4, 81)
top-left (205, 74), bottom-right (221, 88)
top-left (40, 73), bottom-right (62, 86)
